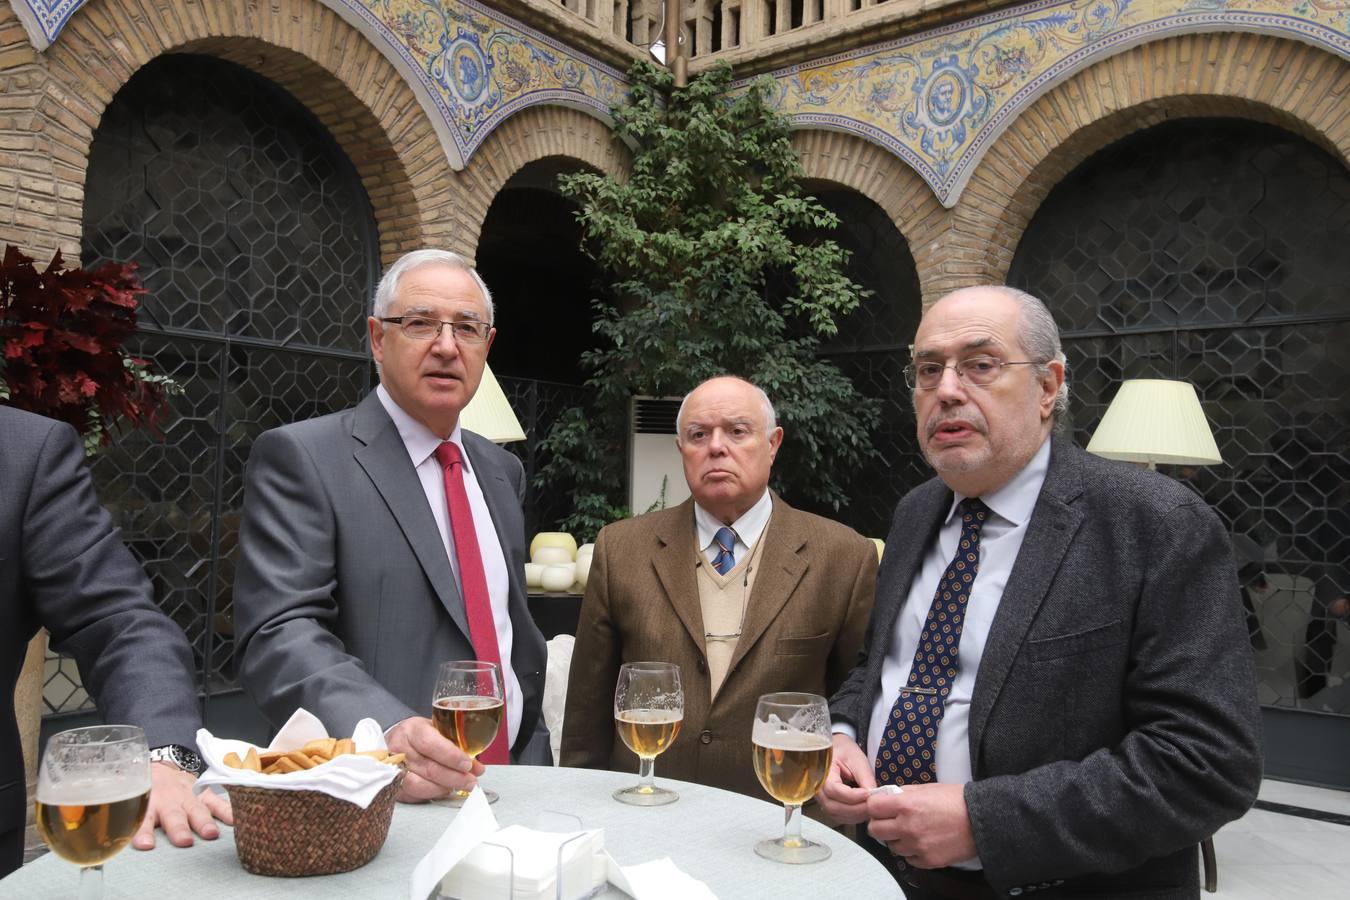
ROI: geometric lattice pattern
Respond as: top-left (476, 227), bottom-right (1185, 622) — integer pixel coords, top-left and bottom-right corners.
top-left (51, 54), bottom-right (380, 716)
top-left (811, 187), bottom-right (928, 540)
top-left (1010, 118), bottom-right (1350, 717)
top-left (496, 375), bottom-right (596, 538)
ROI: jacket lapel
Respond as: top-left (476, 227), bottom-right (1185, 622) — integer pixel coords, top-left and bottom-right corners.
top-left (350, 393), bottom-right (471, 641)
top-left (875, 481), bottom-right (952, 649)
top-left (461, 433), bottom-right (522, 574)
top-left (651, 500), bottom-right (708, 655)
top-left (967, 437), bottom-right (1084, 763)
top-left (726, 494), bottom-right (807, 677)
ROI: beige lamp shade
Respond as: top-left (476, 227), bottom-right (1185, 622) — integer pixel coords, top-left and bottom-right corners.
top-left (459, 364), bottom-right (526, 443)
top-left (1086, 379), bottom-right (1222, 467)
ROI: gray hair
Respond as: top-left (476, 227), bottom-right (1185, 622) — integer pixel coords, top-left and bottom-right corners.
top-left (675, 376), bottom-right (778, 439)
top-left (371, 249), bottom-right (494, 323)
top-left (986, 285), bottom-right (1070, 423)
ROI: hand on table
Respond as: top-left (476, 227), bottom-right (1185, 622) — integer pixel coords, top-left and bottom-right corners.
top-left (866, 781), bottom-right (976, 869)
top-left (386, 716), bottom-right (485, 802)
top-left (814, 733), bottom-right (876, 825)
top-left (133, 762), bottom-right (233, 850)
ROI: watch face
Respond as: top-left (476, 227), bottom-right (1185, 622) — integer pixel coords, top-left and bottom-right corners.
top-left (153, 745), bottom-right (204, 774)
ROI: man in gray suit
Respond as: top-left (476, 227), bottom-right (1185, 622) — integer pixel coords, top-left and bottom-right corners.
top-left (817, 286), bottom-right (1261, 899)
top-left (234, 249), bottom-right (549, 803)
top-left (1, 406), bottom-right (231, 877)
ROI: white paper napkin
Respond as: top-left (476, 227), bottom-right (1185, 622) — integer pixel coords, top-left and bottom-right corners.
top-left (609, 856), bottom-right (719, 900)
top-left (411, 789), bottom-right (605, 900)
top-left (193, 708), bottom-right (400, 809)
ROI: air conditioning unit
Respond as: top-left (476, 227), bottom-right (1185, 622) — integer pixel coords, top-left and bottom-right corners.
top-left (629, 397), bottom-right (691, 515)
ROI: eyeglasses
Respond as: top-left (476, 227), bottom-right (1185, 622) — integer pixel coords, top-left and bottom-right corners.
top-left (904, 356), bottom-right (1045, 391)
top-left (380, 316), bottom-right (492, 343)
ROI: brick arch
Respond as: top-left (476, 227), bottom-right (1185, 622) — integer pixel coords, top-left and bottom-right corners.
top-left (791, 129), bottom-right (952, 304)
top-left (952, 31), bottom-right (1350, 290)
top-left (35, 0), bottom-right (446, 265)
top-left (450, 105), bottom-right (631, 261)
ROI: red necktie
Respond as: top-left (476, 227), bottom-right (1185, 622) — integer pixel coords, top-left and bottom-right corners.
top-left (434, 441), bottom-right (510, 765)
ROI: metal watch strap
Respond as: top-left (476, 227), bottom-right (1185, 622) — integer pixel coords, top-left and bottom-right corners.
top-left (149, 744), bottom-right (204, 775)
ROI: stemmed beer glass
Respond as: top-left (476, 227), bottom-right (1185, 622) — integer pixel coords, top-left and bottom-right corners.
top-left (432, 660), bottom-right (505, 806)
top-left (751, 692), bottom-right (834, 864)
top-left (612, 661), bottom-right (683, 806)
top-left (36, 725), bottom-right (151, 899)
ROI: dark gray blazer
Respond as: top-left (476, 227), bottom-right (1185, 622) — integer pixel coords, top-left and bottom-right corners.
top-left (233, 392), bottom-right (549, 762)
top-left (831, 437), bottom-right (1262, 898)
top-left (0, 407), bottom-right (201, 877)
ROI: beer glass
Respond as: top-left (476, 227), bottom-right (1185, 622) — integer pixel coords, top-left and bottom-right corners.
top-left (36, 724), bottom-right (151, 899)
top-left (432, 660), bottom-right (505, 806)
top-left (751, 692), bottom-right (833, 863)
top-left (612, 661), bottom-right (683, 806)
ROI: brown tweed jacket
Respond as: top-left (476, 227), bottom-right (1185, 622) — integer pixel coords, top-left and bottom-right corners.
top-left (560, 493), bottom-right (877, 801)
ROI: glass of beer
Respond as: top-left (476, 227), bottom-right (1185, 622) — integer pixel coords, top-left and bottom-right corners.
top-left (432, 660), bottom-right (505, 806)
top-left (612, 661), bottom-right (683, 806)
top-left (751, 692), bottom-right (833, 863)
top-left (36, 724), bottom-right (151, 899)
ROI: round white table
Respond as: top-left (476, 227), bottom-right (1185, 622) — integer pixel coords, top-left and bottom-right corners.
top-left (0, 765), bottom-right (901, 898)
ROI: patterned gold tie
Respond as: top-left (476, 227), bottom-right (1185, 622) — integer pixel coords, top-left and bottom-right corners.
top-left (875, 498), bottom-right (989, 786)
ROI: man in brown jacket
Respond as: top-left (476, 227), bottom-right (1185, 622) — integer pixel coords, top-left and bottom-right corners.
top-left (560, 376), bottom-right (878, 800)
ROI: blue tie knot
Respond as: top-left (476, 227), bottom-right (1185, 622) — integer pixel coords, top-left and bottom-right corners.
top-left (712, 526), bottom-right (737, 576)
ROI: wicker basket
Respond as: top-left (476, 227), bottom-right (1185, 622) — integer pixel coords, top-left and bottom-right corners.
top-left (225, 771), bottom-right (404, 877)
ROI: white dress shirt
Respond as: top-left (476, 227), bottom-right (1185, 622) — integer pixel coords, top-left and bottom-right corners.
top-left (694, 489), bottom-right (773, 564)
top-left (839, 437), bottom-right (1050, 869)
top-left (376, 385), bottom-right (523, 748)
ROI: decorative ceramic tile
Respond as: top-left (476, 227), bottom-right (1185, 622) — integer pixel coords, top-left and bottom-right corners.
top-left (11, 1), bottom-right (1350, 197)
top-left (8, 0), bottom-right (84, 49)
top-left (737, 0), bottom-right (1350, 206)
top-left (336, 0), bottom-right (627, 167)
top-left (11, 0), bottom-right (628, 170)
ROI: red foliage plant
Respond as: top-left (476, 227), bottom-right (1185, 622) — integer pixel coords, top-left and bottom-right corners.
top-left (1, 245), bottom-right (174, 447)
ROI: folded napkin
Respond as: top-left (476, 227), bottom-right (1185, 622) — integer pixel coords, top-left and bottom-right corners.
top-left (194, 708), bottom-right (400, 809)
top-left (411, 788), bottom-right (717, 900)
top-left (610, 857), bottom-right (718, 900)
top-left (411, 789), bottom-right (606, 900)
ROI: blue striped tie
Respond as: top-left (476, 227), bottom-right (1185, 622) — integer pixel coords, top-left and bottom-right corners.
top-left (711, 526), bottom-right (737, 575)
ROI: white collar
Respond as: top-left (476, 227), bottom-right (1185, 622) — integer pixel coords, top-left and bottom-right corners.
top-left (695, 489), bottom-right (774, 555)
top-left (944, 436), bottom-right (1051, 527)
top-left (376, 384), bottom-right (472, 474)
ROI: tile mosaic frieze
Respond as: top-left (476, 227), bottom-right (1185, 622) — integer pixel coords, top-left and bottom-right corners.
top-left (10, 0), bottom-right (1350, 199)
top-left (740, 0), bottom-right (1350, 206)
top-left (9, 0), bottom-right (628, 170)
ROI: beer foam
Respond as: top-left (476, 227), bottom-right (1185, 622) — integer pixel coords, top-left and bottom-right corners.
top-left (37, 780), bottom-right (150, 806)
top-left (752, 718), bottom-right (831, 750)
top-left (615, 709), bottom-right (682, 724)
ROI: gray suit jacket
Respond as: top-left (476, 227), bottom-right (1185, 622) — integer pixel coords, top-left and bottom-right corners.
top-left (0, 407), bottom-right (201, 877)
top-left (831, 437), bottom-right (1262, 898)
top-left (561, 494), bottom-right (876, 800)
top-left (233, 392), bottom-right (549, 762)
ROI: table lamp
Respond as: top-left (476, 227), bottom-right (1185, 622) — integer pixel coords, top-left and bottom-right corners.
top-left (1086, 378), bottom-right (1222, 470)
top-left (460, 364), bottom-right (526, 443)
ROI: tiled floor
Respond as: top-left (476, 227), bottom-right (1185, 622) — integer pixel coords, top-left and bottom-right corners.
top-left (1210, 780), bottom-right (1350, 899)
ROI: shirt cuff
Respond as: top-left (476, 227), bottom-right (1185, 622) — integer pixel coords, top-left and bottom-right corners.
top-left (832, 722), bottom-right (858, 742)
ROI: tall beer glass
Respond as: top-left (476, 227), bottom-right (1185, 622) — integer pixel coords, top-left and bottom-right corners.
top-left (612, 661), bottom-right (683, 806)
top-left (36, 725), bottom-right (151, 899)
top-left (751, 692), bottom-right (833, 863)
top-left (432, 660), bottom-right (505, 806)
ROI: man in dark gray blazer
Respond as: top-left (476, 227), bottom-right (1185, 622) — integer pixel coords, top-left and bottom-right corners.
top-left (234, 250), bottom-right (549, 803)
top-left (1, 406), bottom-right (231, 877)
top-left (817, 286), bottom-right (1261, 899)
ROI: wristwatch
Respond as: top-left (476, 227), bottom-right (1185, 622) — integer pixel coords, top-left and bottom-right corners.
top-left (149, 744), bottom-right (204, 775)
